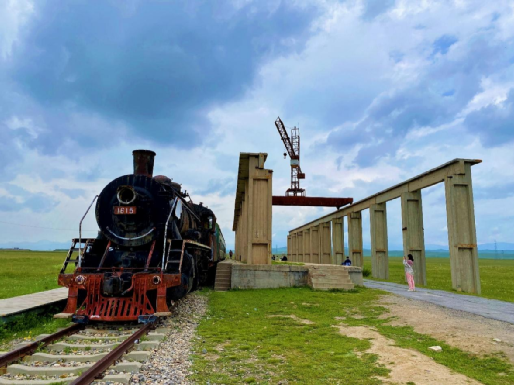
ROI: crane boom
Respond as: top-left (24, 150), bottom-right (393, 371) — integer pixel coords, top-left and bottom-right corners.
top-left (275, 116), bottom-right (305, 196)
top-left (275, 117), bottom-right (296, 158)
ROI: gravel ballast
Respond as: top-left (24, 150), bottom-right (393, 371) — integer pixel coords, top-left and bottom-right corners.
top-left (131, 293), bottom-right (208, 385)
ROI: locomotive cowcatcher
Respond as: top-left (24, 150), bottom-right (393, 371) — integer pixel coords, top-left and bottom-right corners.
top-left (56, 150), bottom-right (226, 322)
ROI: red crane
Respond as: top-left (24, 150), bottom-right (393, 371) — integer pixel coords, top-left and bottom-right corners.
top-left (275, 117), bottom-right (306, 196)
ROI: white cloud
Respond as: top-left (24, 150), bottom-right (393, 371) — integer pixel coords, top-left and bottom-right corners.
top-left (0, 0), bottom-right (34, 60)
top-left (0, 0), bottom-right (512, 251)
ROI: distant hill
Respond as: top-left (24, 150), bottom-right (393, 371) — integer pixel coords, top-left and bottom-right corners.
top-left (0, 240), bottom-right (71, 251)
top-left (477, 242), bottom-right (514, 250)
top-left (271, 245), bottom-right (513, 259)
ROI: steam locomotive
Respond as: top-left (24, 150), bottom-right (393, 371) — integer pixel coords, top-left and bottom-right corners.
top-left (57, 150), bottom-right (226, 322)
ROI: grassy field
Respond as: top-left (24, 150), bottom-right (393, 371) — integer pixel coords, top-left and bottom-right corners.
top-left (0, 250), bottom-right (73, 299)
top-left (1, 250), bottom-right (512, 303)
top-left (190, 288), bottom-right (513, 385)
top-left (363, 256), bottom-right (514, 302)
top-left (0, 307), bottom-right (70, 350)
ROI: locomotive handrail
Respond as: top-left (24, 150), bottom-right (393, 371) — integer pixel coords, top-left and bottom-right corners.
top-left (78, 195), bottom-right (99, 268)
top-left (162, 197), bottom-right (179, 270)
top-left (106, 226), bottom-right (155, 240)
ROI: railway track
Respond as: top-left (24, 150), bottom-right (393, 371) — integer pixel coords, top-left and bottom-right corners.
top-left (0, 321), bottom-right (167, 385)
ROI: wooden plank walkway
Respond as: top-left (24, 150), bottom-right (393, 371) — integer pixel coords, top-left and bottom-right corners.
top-left (0, 288), bottom-right (68, 318)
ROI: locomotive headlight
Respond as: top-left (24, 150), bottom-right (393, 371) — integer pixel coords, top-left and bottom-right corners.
top-left (75, 275), bottom-right (86, 285)
top-left (117, 186), bottom-right (137, 204)
top-left (153, 276), bottom-right (161, 285)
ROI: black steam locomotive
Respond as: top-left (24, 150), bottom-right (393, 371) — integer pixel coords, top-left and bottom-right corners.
top-left (57, 150), bottom-right (225, 322)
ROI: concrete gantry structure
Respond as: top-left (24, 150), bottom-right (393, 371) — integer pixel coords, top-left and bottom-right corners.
top-left (233, 153), bottom-right (273, 264)
top-left (287, 158), bottom-right (482, 294)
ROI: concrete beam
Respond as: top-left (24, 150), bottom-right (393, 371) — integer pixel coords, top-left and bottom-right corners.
top-left (445, 163), bottom-right (481, 294)
top-left (347, 212), bottom-right (363, 268)
top-left (370, 203), bottom-right (388, 279)
top-left (402, 191), bottom-right (426, 285)
top-left (288, 159), bottom-right (481, 234)
top-left (331, 217), bottom-right (344, 265)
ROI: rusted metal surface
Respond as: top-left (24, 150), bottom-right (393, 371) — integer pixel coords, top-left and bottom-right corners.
top-left (275, 117), bottom-right (295, 158)
top-left (96, 240), bottom-right (112, 271)
top-left (144, 240), bottom-right (156, 271)
top-left (457, 244), bottom-right (477, 248)
top-left (58, 272), bottom-right (181, 321)
top-left (272, 196), bottom-right (353, 209)
top-left (0, 324), bottom-right (83, 369)
top-left (71, 322), bottom-right (154, 385)
top-left (132, 149), bottom-right (156, 177)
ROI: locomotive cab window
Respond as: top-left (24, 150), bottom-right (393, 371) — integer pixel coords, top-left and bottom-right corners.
top-left (208, 216), bottom-right (213, 229)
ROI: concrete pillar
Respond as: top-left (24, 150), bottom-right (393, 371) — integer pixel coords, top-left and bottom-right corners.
top-left (245, 155), bottom-right (273, 264)
top-left (287, 235), bottom-right (292, 261)
top-left (445, 163), bottom-right (481, 294)
top-left (402, 191), bottom-right (426, 285)
top-left (320, 221), bottom-right (332, 264)
top-left (297, 231), bottom-right (304, 262)
top-left (310, 225), bottom-right (320, 263)
top-left (370, 203), bottom-right (388, 279)
top-left (303, 229), bottom-right (311, 263)
top-left (347, 212), bottom-right (363, 268)
top-left (331, 217), bottom-right (344, 265)
top-left (291, 233), bottom-right (297, 262)
top-left (241, 189), bottom-right (248, 263)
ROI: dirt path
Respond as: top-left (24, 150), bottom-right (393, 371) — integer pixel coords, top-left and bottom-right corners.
top-left (336, 325), bottom-right (478, 385)
top-left (379, 295), bottom-right (514, 363)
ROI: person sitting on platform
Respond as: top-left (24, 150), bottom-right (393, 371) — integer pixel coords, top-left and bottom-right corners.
top-left (342, 256), bottom-right (352, 266)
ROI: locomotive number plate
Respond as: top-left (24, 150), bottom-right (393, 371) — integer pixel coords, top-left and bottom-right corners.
top-left (113, 206), bottom-right (137, 215)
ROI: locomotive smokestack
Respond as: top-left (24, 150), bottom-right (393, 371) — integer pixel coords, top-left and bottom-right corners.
top-left (132, 150), bottom-right (156, 178)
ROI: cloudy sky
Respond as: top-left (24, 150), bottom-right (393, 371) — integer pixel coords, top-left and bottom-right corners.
top-left (0, 0), bottom-right (513, 251)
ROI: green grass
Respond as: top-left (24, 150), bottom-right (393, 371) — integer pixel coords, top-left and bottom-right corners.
top-left (363, 256), bottom-right (514, 302)
top-left (0, 307), bottom-right (70, 349)
top-left (190, 288), bottom-right (513, 385)
top-left (271, 261), bottom-right (305, 266)
top-left (0, 250), bottom-right (74, 299)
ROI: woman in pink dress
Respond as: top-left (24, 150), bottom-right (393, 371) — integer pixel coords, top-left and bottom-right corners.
top-left (403, 254), bottom-right (415, 292)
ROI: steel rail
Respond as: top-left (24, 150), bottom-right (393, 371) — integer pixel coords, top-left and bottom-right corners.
top-left (71, 322), bottom-right (155, 385)
top-left (0, 323), bottom-right (83, 368)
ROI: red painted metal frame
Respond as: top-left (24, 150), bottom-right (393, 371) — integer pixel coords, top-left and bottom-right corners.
top-left (58, 271), bottom-right (180, 321)
top-left (272, 196), bottom-right (353, 209)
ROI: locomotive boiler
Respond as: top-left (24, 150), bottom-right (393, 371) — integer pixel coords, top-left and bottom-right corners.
top-left (57, 150), bottom-right (225, 322)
